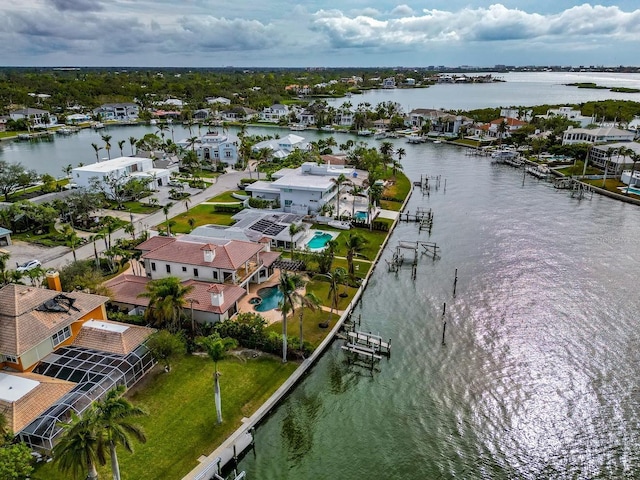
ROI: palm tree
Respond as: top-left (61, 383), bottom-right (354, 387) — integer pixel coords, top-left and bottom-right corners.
top-left (93, 386), bottom-right (147, 480)
top-left (255, 147), bottom-right (272, 180)
top-left (396, 147), bottom-right (406, 163)
top-left (129, 136), bottom-right (137, 156)
top-left (497, 119), bottom-right (508, 146)
top-left (138, 276), bottom-right (194, 332)
top-left (320, 267), bottom-right (347, 327)
top-left (331, 173), bottom-right (351, 219)
top-left (187, 217), bottom-right (196, 232)
top-left (197, 334), bottom-right (238, 424)
top-left (87, 233), bottom-right (103, 269)
top-left (288, 223), bottom-right (303, 260)
top-left (53, 410), bottom-right (105, 480)
top-left (344, 232), bottom-right (367, 278)
top-left (63, 163), bottom-right (73, 179)
top-left (298, 292), bottom-right (321, 353)
top-left (91, 143), bottom-right (103, 162)
top-left (278, 271), bottom-right (305, 363)
top-left (102, 135), bottom-right (113, 160)
top-left (602, 147), bottom-right (616, 187)
top-left (162, 202), bottom-right (174, 236)
top-left (62, 224), bottom-right (80, 262)
top-left (626, 152), bottom-right (640, 195)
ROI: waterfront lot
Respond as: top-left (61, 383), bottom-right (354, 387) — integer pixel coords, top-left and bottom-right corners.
top-left (33, 354), bottom-right (297, 480)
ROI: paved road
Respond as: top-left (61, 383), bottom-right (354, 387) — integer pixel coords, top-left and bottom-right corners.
top-left (8, 172), bottom-right (246, 270)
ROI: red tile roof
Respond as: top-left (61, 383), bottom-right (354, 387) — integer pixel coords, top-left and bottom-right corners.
top-left (141, 238), bottom-right (263, 270)
top-left (491, 117), bottom-right (528, 126)
top-left (73, 320), bottom-right (155, 355)
top-left (0, 285), bottom-right (108, 356)
top-left (260, 251), bottom-right (281, 268)
top-left (136, 236), bottom-right (176, 252)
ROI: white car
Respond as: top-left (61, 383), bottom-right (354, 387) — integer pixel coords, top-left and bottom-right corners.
top-left (16, 259), bottom-right (42, 273)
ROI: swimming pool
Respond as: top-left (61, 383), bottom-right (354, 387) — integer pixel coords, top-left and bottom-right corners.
top-left (354, 211), bottom-right (367, 221)
top-left (253, 286), bottom-right (283, 312)
top-left (306, 231), bottom-right (334, 250)
top-left (626, 186), bottom-right (640, 196)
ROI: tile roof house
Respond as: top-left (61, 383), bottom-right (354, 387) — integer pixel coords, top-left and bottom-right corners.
top-left (0, 273), bottom-right (109, 372)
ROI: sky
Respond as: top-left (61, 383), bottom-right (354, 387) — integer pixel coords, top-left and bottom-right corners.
top-left (1, 1), bottom-right (640, 68)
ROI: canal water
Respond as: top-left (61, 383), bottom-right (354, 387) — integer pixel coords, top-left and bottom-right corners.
top-left (238, 141), bottom-right (640, 479)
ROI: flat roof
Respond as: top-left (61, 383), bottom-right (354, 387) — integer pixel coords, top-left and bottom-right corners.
top-left (84, 320), bottom-right (129, 333)
top-left (0, 373), bottom-right (39, 402)
top-left (73, 156), bottom-right (150, 173)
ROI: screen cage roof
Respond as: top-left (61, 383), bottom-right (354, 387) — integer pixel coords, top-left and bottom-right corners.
top-left (18, 345), bottom-right (155, 452)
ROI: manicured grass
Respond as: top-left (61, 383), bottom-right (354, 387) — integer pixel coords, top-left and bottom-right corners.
top-left (383, 171), bottom-right (411, 202)
top-left (380, 199), bottom-right (402, 211)
top-left (105, 200), bottom-right (160, 214)
top-left (266, 307), bottom-right (340, 347)
top-left (331, 257), bottom-right (371, 279)
top-left (207, 190), bottom-right (246, 203)
top-left (160, 204), bottom-right (236, 233)
top-left (555, 162), bottom-right (600, 176)
top-left (584, 178), bottom-right (628, 193)
top-left (306, 279), bottom-right (358, 311)
top-left (332, 228), bottom-right (388, 261)
top-left (33, 354), bottom-right (297, 480)
top-left (449, 138), bottom-right (481, 147)
top-left (0, 131), bottom-right (26, 139)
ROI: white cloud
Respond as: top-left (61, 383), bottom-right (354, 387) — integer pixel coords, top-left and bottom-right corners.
top-left (390, 5), bottom-right (414, 17)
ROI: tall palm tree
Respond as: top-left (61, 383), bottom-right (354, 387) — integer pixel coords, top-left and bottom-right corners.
top-left (396, 147), bottom-right (406, 163)
top-left (117, 140), bottom-right (126, 157)
top-left (63, 163), bottom-right (73, 179)
top-left (288, 223), bottom-right (303, 260)
top-left (138, 276), bottom-right (194, 332)
top-left (162, 202), bottom-right (174, 236)
top-left (298, 292), bottom-right (321, 353)
top-left (53, 410), bottom-right (106, 480)
top-left (626, 152), bottom-right (640, 195)
top-left (129, 136), bottom-right (137, 156)
top-left (91, 143), bottom-right (103, 162)
top-left (278, 271), bottom-right (305, 363)
top-left (101, 135), bottom-right (113, 160)
top-left (344, 232), bottom-right (367, 278)
top-left (320, 267), bottom-right (347, 327)
top-left (197, 334), bottom-right (238, 424)
top-left (93, 386), bottom-right (147, 480)
top-left (602, 147), bottom-right (617, 187)
top-left (62, 224), bottom-right (80, 262)
top-left (497, 119), bottom-right (508, 146)
top-left (331, 173), bottom-right (351, 219)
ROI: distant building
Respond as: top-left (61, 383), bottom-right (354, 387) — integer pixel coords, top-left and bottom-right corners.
top-left (176, 131), bottom-right (238, 166)
top-left (93, 103), bottom-right (139, 121)
top-left (10, 108), bottom-right (57, 128)
top-left (588, 142), bottom-right (640, 175)
top-left (252, 134), bottom-right (308, 159)
top-left (562, 126), bottom-right (635, 145)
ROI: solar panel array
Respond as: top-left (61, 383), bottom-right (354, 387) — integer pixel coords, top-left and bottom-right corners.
top-left (249, 218), bottom-right (287, 236)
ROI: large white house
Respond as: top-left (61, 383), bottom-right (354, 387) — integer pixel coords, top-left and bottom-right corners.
top-left (252, 134), bottom-right (308, 159)
top-left (10, 108), bottom-right (57, 128)
top-left (177, 131), bottom-right (238, 166)
top-left (588, 142), bottom-right (640, 175)
top-left (246, 162), bottom-right (364, 214)
top-left (93, 103), bottom-right (139, 121)
top-left (259, 104), bottom-right (289, 122)
top-left (562, 126), bottom-right (635, 145)
top-left (72, 156), bottom-right (173, 194)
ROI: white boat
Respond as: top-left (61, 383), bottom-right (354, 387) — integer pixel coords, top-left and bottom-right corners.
top-left (289, 124), bottom-right (306, 131)
top-left (407, 135), bottom-right (426, 144)
top-left (433, 140), bottom-right (442, 144)
top-left (357, 129), bottom-right (373, 136)
top-left (328, 220), bottom-right (351, 230)
top-left (149, 119), bottom-right (158, 126)
top-left (92, 122), bottom-right (105, 130)
top-left (374, 130), bottom-right (387, 139)
top-left (320, 126), bottom-right (335, 132)
top-left (491, 149), bottom-right (518, 160)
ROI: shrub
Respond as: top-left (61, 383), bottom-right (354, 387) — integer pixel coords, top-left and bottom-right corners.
top-left (248, 197), bottom-right (272, 209)
top-left (213, 204), bottom-right (244, 213)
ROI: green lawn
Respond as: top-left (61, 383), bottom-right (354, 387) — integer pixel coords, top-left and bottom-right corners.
top-left (383, 171), bottom-right (411, 202)
top-left (33, 354), bottom-right (297, 480)
top-left (584, 178), bottom-right (629, 193)
top-left (332, 228), bottom-right (388, 261)
top-left (160, 204), bottom-right (236, 233)
top-left (105, 200), bottom-right (160, 214)
top-left (331, 257), bottom-right (371, 279)
top-left (380, 199), bottom-right (402, 211)
top-left (266, 307), bottom-right (340, 347)
top-left (555, 162), bottom-right (601, 176)
top-left (306, 279), bottom-right (358, 311)
top-left (207, 190), bottom-right (246, 203)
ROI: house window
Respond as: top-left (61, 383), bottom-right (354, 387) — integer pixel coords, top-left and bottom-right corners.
top-left (52, 326), bottom-right (71, 347)
top-left (151, 262), bottom-right (156, 271)
top-left (194, 268), bottom-right (199, 277)
top-left (284, 200), bottom-right (293, 207)
top-left (225, 151), bottom-right (232, 158)
top-left (3, 355), bottom-right (17, 363)
top-left (166, 264), bottom-right (171, 273)
top-left (213, 271), bottom-right (218, 280)
top-left (182, 266), bottom-right (187, 272)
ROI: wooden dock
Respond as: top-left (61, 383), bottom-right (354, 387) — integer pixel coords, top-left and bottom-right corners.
top-left (346, 330), bottom-right (391, 356)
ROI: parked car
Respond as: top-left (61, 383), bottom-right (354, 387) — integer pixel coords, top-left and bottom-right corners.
top-left (16, 259), bottom-right (42, 273)
top-left (168, 180), bottom-right (184, 188)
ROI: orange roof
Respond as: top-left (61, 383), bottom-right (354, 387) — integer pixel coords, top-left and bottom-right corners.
top-left (0, 285), bottom-right (108, 356)
top-left (73, 320), bottom-right (155, 355)
top-left (490, 117), bottom-right (528, 126)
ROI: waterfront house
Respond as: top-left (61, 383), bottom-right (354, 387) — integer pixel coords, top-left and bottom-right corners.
top-left (298, 109), bottom-right (316, 126)
top-left (65, 113), bottom-right (92, 124)
top-left (260, 104), bottom-right (289, 122)
top-left (206, 97), bottom-right (231, 105)
top-left (245, 162), bottom-right (365, 215)
top-left (93, 103), bottom-right (139, 121)
top-left (538, 106), bottom-right (592, 127)
top-left (562, 126), bottom-right (635, 145)
top-left (587, 142), bottom-right (640, 175)
top-left (177, 130), bottom-right (239, 166)
top-left (487, 117), bottom-right (528, 139)
top-left (193, 108), bottom-right (211, 121)
top-left (221, 107), bottom-right (258, 122)
top-left (72, 156), bottom-right (173, 194)
top-left (382, 77), bottom-right (396, 89)
top-left (252, 134), bottom-right (308, 159)
top-left (10, 108), bottom-right (57, 128)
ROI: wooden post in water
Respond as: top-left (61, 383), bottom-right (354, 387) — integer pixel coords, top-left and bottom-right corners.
top-left (441, 302), bottom-right (447, 345)
top-left (453, 268), bottom-right (458, 296)
top-left (444, 178), bottom-right (447, 193)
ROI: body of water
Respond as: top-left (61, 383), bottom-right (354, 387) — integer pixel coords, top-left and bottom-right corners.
top-left (3, 72), bottom-right (640, 177)
top-left (238, 139), bottom-right (640, 479)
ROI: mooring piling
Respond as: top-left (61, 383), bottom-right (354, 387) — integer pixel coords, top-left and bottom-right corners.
top-left (453, 268), bottom-right (458, 296)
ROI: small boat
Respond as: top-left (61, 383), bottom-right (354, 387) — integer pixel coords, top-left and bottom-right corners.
top-left (357, 129), bottom-right (373, 136)
top-left (92, 122), bottom-right (105, 130)
top-left (149, 119), bottom-right (158, 126)
top-left (328, 220), bottom-right (351, 230)
top-left (320, 126), bottom-right (335, 132)
top-left (406, 135), bottom-right (425, 144)
top-left (17, 133), bottom-right (32, 140)
top-left (433, 140), bottom-right (442, 144)
top-left (56, 127), bottom-right (75, 135)
top-left (374, 130), bottom-right (387, 139)
top-left (289, 124), bottom-right (306, 131)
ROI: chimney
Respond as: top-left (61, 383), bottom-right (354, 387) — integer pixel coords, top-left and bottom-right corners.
top-left (46, 270), bottom-right (62, 292)
top-left (201, 244), bottom-right (216, 263)
top-left (208, 285), bottom-right (224, 307)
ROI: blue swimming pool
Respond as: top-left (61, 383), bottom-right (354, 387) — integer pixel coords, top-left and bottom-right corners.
top-left (253, 286), bottom-right (283, 312)
top-left (306, 232), bottom-right (333, 249)
top-left (354, 211), bottom-right (367, 221)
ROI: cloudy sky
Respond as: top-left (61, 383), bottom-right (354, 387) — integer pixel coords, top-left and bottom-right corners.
top-left (1, 1), bottom-right (639, 67)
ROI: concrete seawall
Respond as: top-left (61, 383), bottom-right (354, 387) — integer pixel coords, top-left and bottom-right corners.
top-left (183, 187), bottom-right (414, 479)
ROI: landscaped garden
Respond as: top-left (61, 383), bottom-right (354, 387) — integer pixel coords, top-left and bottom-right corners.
top-left (159, 204), bottom-right (238, 234)
top-left (206, 190), bottom-right (246, 203)
top-left (33, 354), bottom-right (297, 480)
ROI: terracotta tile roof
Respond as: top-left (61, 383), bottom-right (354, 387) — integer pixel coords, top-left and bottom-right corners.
top-left (136, 235), bottom-right (176, 252)
top-left (260, 251), bottom-right (281, 268)
top-left (141, 238), bottom-right (263, 270)
top-left (183, 280), bottom-right (246, 314)
top-left (104, 275), bottom-right (151, 307)
top-left (106, 274), bottom-right (246, 315)
top-left (491, 117), bottom-right (528, 126)
top-left (0, 285), bottom-right (109, 357)
top-left (320, 154), bottom-right (350, 166)
top-left (73, 320), bottom-right (155, 355)
top-left (0, 372), bottom-right (74, 433)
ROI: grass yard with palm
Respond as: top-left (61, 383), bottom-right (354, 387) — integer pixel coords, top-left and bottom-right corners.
top-left (33, 354), bottom-right (296, 480)
top-left (160, 204), bottom-right (236, 233)
top-left (266, 307), bottom-right (341, 348)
